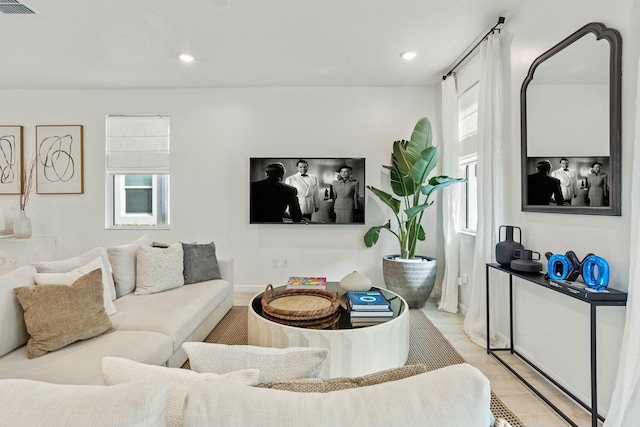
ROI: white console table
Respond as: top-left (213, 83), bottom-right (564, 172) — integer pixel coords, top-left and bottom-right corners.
top-left (0, 235), bottom-right (58, 274)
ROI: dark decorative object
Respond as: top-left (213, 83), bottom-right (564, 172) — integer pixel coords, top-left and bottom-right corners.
top-left (495, 225), bottom-right (524, 266)
top-left (521, 22), bottom-right (622, 215)
top-left (510, 249), bottom-right (542, 273)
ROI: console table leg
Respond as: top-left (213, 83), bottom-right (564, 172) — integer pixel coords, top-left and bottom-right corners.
top-left (486, 265), bottom-right (490, 354)
top-left (591, 305), bottom-right (598, 427)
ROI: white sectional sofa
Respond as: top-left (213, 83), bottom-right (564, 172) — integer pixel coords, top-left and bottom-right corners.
top-left (0, 237), bottom-right (234, 385)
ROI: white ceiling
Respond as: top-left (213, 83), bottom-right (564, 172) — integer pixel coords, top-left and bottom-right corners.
top-left (0, 0), bottom-right (522, 90)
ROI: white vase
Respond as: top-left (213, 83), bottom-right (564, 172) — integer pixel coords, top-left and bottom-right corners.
top-left (13, 210), bottom-right (32, 239)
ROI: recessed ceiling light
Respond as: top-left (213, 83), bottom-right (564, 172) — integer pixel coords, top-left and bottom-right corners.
top-left (178, 53), bottom-right (195, 63)
top-left (401, 51), bottom-right (417, 61)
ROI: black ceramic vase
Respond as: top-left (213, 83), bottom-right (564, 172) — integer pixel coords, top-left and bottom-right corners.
top-left (496, 225), bottom-right (524, 267)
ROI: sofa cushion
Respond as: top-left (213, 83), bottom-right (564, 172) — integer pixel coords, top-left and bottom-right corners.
top-left (35, 256), bottom-right (116, 316)
top-left (183, 363), bottom-right (492, 427)
top-left (135, 243), bottom-right (184, 295)
top-left (13, 269), bottom-right (113, 359)
top-left (107, 234), bottom-right (153, 298)
top-left (182, 342), bottom-right (328, 383)
top-left (103, 357), bottom-right (259, 427)
top-left (256, 364), bottom-right (427, 392)
top-left (0, 378), bottom-right (169, 427)
top-left (182, 242), bottom-right (221, 284)
top-left (112, 279), bottom-right (232, 353)
top-left (0, 330), bottom-right (174, 385)
top-left (33, 247), bottom-right (117, 302)
top-left (0, 265), bottom-right (36, 358)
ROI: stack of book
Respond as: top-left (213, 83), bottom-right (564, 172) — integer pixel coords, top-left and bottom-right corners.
top-left (346, 290), bottom-right (393, 327)
top-left (286, 276), bottom-right (327, 291)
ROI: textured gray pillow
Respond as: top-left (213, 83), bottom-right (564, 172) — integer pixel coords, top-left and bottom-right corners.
top-left (182, 242), bottom-right (221, 284)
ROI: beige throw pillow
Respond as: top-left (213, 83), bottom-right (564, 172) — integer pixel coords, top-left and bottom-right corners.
top-left (102, 357), bottom-right (259, 427)
top-left (13, 269), bottom-right (114, 359)
top-left (182, 342), bottom-right (328, 383)
top-left (35, 257), bottom-right (116, 316)
top-left (256, 364), bottom-right (427, 392)
top-left (135, 243), bottom-right (184, 295)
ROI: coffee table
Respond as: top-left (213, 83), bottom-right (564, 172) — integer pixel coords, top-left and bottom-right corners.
top-left (248, 282), bottom-right (409, 378)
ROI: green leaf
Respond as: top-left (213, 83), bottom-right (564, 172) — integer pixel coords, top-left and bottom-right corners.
top-left (420, 176), bottom-right (467, 197)
top-left (405, 118), bottom-right (433, 167)
top-left (389, 140), bottom-right (416, 196)
top-left (408, 146), bottom-right (439, 186)
top-left (366, 186), bottom-right (401, 214)
top-left (405, 201), bottom-right (434, 221)
top-left (363, 222), bottom-right (391, 247)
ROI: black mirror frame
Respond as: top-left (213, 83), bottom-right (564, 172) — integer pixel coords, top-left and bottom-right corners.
top-left (521, 22), bottom-right (622, 216)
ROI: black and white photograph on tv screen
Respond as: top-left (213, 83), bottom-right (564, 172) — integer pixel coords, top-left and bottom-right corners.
top-left (249, 157), bottom-right (365, 224)
top-left (525, 156), bottom-right (610, 207)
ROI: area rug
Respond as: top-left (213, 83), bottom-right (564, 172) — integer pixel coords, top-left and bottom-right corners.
top-left (185, 306), bottom-right (525, 427)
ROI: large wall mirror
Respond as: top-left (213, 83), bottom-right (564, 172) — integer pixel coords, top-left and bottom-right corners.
top-left (521, 22), bottom-right (621, 215)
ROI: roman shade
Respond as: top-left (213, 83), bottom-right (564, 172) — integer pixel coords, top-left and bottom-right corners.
top-left (106, 115), bottom-right (170, 175)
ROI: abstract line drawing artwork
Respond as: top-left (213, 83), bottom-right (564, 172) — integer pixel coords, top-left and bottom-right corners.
top-left (36, 125), bottom-right (84, 194)
top-left (0, 126), bottom-right (24, 195)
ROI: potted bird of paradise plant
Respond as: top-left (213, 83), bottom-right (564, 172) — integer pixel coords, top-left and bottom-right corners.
top-left (364, 117), bottom-right (465, 307)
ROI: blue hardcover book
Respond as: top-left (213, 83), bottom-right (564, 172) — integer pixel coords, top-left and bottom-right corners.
top-left (346, 290), bottom-right (390, 311)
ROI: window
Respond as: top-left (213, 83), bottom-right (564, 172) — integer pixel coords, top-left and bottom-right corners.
top-left (458, 83), bottom-right (479, 232)
top-left (106, 115), bottom-right (170, 228)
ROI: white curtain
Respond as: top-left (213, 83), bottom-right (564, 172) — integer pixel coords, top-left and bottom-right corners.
top-left (438, 75), bottom-right (461, 313)
top-left (602, 54), bottom-right (640, 427)
top-left (462, 33), bottom-right (508, 348)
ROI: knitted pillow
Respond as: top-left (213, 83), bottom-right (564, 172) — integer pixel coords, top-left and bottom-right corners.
top-left (13, 269), bottom-right (113, 359)
top-left (182, 342), bottom-right (328, 383)
top-left (102, 357), bottom-right (259, 427)
top-left (256, 364), bottom-right (427, 392)
top-left (135, 243), bottom-right (184, 295)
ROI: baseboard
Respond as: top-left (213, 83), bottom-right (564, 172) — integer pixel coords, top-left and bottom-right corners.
top-left (234, 284), bottom-right (264, 294)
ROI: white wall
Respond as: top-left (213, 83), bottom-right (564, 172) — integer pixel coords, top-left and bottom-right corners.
top-left (0, 87), bottom-right (438, 292)
top-left (457, 0), bottom-right (638, 414)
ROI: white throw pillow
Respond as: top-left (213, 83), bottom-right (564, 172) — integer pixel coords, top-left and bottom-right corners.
top-left (35, 257), bottom-right (117, 316)
top-left (0, 378), bottom-right (169, 427)
top-left (135, 243), bottom-right (185, 295)
top-left (183, 364), bottom-right (492, 427)
top-left (102, 357), bottom-right (259, 427)
top-left (182, 342), bottom-right (328, 383)
top-left (32, 247), bottom-right (117, 302)
top-left (108, 234), bottom-right (153, 298)
top-left (0, 265), bottom-right (36, 358)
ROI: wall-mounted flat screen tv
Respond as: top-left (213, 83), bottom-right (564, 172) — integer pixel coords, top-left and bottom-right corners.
top-left (250, 157), bottom-right (365, 225)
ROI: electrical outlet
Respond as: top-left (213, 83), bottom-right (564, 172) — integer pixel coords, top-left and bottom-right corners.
top-left (272, 258), bottom-right (279, 268)
top-left (282, 258), bottom-right (289, 268)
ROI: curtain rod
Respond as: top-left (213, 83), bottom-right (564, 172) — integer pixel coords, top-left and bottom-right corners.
top-left (442, 16), bottom-right (505, 80)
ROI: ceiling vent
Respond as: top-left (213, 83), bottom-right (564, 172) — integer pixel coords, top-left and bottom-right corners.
top-left (0, 0), bottom-right (36, 14)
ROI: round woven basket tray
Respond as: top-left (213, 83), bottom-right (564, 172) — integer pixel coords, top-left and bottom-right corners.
top-left (261, 310), bottom-right (341, 330)
top-left (261, 284), bottom-right (340, 324)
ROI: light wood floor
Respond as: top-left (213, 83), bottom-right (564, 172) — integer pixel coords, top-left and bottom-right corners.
top-left (233, 292), bottom-right (599, 427)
